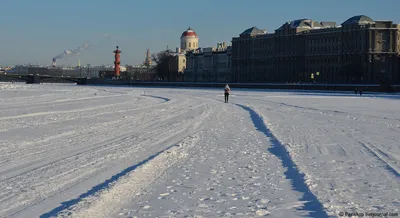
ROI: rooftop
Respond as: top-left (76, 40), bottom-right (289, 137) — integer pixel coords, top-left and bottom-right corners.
top-left (236, 15), bottom-right (390, 37)
top-left (240, 26), bottom-right (267, 36)
top-left (181, 27), bottom-right (198, 38)
top-left (342, 15), bottom-right (375, 25)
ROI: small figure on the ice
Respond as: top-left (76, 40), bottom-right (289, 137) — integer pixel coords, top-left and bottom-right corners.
top-left (224, 84), bottom-right (230, 103)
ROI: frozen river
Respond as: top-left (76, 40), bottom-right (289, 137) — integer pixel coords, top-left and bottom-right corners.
top-left (0, 83), bottom-right (399, 217)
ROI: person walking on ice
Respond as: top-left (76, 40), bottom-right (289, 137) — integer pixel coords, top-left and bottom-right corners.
top-left (224, 84), bottom-right (230, 103)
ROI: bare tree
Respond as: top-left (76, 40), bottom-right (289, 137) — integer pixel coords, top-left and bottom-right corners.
top-left (152, 49), bottom-right (174, 81)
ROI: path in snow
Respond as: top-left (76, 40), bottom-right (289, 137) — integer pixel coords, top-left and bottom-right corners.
top-left (55, 94), bottom-right (326, 218)
top-left (0, 84), bottom-right (211, 217)
top-left (240, 92), bottom-right (400, 216)
top-left (0, 83), bottom-right (398, 218)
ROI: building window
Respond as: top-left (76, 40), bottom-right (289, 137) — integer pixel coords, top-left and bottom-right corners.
top-left (189, 42), bottom-right (192, 47)
top-left (378, 32), bottom-right (383, 41)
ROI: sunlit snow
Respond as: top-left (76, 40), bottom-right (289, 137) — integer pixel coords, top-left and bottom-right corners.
top-left (0, 82), bottom-right (399, 218)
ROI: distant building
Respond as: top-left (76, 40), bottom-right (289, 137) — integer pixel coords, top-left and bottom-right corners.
top-left (144, 49), bottom-right (152, 67)
top-left (4, 66), bottom-right (84, 77)
top-left (165, 52), bottom-right (185, 81)
top-left (179, 27), bottom-right (199, 52)
top-left (166, 27), bottom-right (199, 81)
top-left (185, 42), bottom-right (232, 82)
top-left (125, 65), bottom-right (156, 81)
top-left (232, 15), bottom-right (400, 84)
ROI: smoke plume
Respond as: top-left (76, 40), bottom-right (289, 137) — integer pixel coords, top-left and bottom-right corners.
top-left (53, 42), bottom-right (92, 60)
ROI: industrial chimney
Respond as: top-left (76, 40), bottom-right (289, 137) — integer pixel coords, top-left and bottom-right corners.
top-left (52, 58), bottom-right (56, 67)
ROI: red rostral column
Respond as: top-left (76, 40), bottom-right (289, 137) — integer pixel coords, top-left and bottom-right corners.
top-left (113, 46), bottom-right (121, 77)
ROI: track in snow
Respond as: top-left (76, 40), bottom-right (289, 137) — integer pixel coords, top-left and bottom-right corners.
top-left (235, 104), bottom-right (328, 218)
top-left (1, 84), bottom-right (399, 218)
top-left (1, 86), bottom-right (212, 218)
top-left (45, 134), bottom-right (201, 218)
top-left (242, 93), bottom-right (400, 216)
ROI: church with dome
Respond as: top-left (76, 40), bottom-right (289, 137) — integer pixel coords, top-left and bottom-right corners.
top-left (179, 27), bottom-right (199, 52)
top-left (169, 27), bottom-right (200, 81)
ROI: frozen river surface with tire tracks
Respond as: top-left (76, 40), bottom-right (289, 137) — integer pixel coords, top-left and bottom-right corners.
top-left (0, 83), bottom-right (399, 218)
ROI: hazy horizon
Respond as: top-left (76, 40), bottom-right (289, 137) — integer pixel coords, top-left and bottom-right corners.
top-left (1, 0), bottom-right (398, 66)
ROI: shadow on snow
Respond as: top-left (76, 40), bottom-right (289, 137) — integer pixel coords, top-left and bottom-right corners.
top-left (235, 103), bottom-right (330, 218)
top-left (40, 143), bottom-right (179, 218)
top-left (141, 94), bottom-right (170, 102)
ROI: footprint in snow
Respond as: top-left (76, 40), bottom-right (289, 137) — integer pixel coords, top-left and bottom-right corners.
top-left (219, 193), bottom-right (228, 197)
top-left (257, 199), bottom-right (270, 204)
top-left (255, 209), bottom-right (270, 216)
top-left (199, 196), bottom-right (212, 201)
top-left (160, 192), bottom-right (170, 196)
top-left (198, 203), bottom-right (208, 208)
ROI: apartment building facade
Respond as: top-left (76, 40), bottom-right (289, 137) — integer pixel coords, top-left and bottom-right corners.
top-left (231, 15), bottom-right (400, 84)
top-left (184, 42), bottom-right (232, 82)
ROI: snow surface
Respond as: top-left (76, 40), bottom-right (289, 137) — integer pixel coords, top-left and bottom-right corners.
top-left (0, 82), bottom-right (399, 218)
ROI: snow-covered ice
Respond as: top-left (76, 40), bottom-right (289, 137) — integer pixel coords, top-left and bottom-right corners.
top-left (0, 83), bottom-right (399, 218)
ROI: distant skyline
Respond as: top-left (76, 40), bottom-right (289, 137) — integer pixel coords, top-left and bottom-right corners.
top-left (1, 0), bottom-right (399, 66)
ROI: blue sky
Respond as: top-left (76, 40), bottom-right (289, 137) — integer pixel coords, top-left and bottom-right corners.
top-left (1, 0), bottom-right (398, 66)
